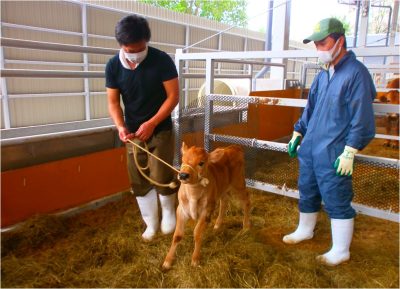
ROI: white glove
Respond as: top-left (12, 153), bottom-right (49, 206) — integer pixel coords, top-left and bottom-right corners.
top-left (334, 146), bottom-right (358, 176)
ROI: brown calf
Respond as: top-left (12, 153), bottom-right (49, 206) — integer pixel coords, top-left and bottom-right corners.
top-left (162, 143), bottom-right (251, 270)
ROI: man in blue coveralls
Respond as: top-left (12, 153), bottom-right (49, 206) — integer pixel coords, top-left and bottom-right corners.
top-left (283, 18), bottom-right (376, 266)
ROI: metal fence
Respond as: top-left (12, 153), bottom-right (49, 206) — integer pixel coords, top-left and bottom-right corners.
top-left (174, 46), bottom-right (399, 222)
top-left (178, 93), bottom-right (399, 222)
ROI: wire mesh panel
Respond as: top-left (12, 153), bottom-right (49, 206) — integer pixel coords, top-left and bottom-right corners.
top-left (353, 157), bottom-right (399, 213)
top-left (178, 93), bottom-right (400, 221)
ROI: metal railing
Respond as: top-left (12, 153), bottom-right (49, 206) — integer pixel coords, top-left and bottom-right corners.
top-left (202, 94), bottom-right (399, 222)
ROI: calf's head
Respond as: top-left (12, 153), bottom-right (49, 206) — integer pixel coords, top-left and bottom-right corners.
top-left (178, 142), bottom-right (209, 185)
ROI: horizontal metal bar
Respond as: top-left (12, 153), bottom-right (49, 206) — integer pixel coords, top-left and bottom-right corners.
top-left (208, 133), bottom-right (399, 167)
top-left (5, 59), bottom-right (85, 67)
top-left (3, 91), bottom-right (106, 99)
top-left (246, 179), bottom-right (300, 199)
top-left (188, 47), bottom-right (230, 52)
top-left (374, 134), bottom-right (400, 141)
top-left (352, 203), bottom-right (399, 222)
top-left (207, 133), bottom-right (287, 151)
top-left (367, 67), bottom-right (400, 72)
top-left (1, 22), bottom-right (84, 37)
top-left (355, 153), bottom-right (399, 168)
top-left (248, 180), bottom-right (399, 222)
top-left (5, 59), bottom-right (107, 68)
top-left (1, 125), bottom-right (115, 146)
top-left (0, 69), bottom-right (104, 78)
top-left (208, 94), bottom-right (399, 113)
top-left (208, 94), bottom-right (308, 107)
top-left (183, 67), bottom-right (260, 73)
top-left (376, 88), bottom-right (400, 92)
top-left (215, 59), bottom-right (286, 67)
top-left (90, 63), bottom-right (107, 67)
top-left (176, 46), bottom-right (398, 61)
top-left (182, 87), bottom-right (201, 92)
top-left (302, 63), bottom-right (321, 69)
top-left (8, 92), bottom-right (85, 99)
top-left (1, 117), bottom-right (114, 139)
top-left (1, 37), bottom-right (117, 55)
top-left (181, 73), bottom-right (205, 79)
top-left (214, 74), bottom-right (252, 79)
top-left (373, 103), bottom-right (400, 113)
top-left (366, 64), bottom-right (399, 69)
top-left (91, 91), bottom-right (106, 95)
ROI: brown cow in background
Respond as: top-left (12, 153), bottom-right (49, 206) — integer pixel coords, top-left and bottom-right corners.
top-left (377, 78), bottom-right (399, 148)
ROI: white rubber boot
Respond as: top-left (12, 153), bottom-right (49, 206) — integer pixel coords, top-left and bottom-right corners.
top-left (283, 212), bottom-right (318, 244)
top-left (159, 193), bottom-right (176, 235)
top-left (136, 188), bottom-right (159, 241)
top-left (316, 218), bottom-right (354, 266)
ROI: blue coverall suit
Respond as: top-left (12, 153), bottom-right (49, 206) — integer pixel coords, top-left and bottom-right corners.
top-left (294, 51), bottom-right (376, 219)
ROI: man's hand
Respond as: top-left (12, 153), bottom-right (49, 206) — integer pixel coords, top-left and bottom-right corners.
top-left (334, 146), bottom-right (358, 176)
top-left (117, 126), bottom-right (134, 142)
top-left (135, 121), bottom-right (156, 142)
top-left (288, 131), bottom-right (302, 158)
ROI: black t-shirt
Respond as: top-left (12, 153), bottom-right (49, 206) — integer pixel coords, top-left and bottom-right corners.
top-left (105, 46), bottom-right (178, 134)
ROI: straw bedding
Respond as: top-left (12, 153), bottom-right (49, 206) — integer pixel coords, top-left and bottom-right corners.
top-left (2, 188), bottom-right (398, 288)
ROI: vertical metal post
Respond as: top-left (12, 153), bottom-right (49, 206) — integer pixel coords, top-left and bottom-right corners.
top-left (175, 51), bottom-right (185, 115)
top-left (252, 0), bottom-right (273, 91)
top-left (243, 37), bottom-right (248, 74)
top-left (204, 95), bottom-right (213, 153)
top-left (184, 25), bottom-right (190, 106)
top-left (81, 3), bottom-right (91, 120)
top-left (358, 1), bottom-right (370, 48)
top-left (204, 58), bottom-right (215, 96)
top-left (217, 34), bottom-right (222, 74)
top-left (0, 26), bottom-right (11, 129)
top-left (249, 64), bottom-right (254, 91)
top-left (174, 52), bottom-right (185, 166)
top-left (204, 57), bottom-right (214, 152)
top-left (270, 0), bottom-right (291, 87)
top-left (389, 1), bottom-right (399, 47)
top-left (388, 1), bottom-right (399, 69)
top-left (353, 0), bottom-right (361, 48)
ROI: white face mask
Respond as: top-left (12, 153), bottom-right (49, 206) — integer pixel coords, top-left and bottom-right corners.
top-left (124, 46), bottom-right (148, 64)
top-left (317, 38), bottom-right (341, 65)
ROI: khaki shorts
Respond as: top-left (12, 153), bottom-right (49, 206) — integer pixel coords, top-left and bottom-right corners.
top-left (126, 129), bottom-right (177, 197)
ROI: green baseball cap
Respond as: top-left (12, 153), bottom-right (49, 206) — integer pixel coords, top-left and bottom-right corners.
top-left (303, 18), bottom-right (345, 44)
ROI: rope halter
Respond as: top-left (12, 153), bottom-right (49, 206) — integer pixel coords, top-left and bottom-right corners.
top-left (179, 163), bottom-right (209, 187)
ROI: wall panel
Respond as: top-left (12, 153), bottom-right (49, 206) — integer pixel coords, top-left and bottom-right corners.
top-left (1, 0), bottom-right (266, 128)
top-left (9, 95), bottom-right (85, 127)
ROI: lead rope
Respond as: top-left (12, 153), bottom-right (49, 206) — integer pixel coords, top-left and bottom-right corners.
top-left (126, 139), bottom-right (179, 189)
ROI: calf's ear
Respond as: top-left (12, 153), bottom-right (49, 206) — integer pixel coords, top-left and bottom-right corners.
top-left (181, 142), bottom-right (188, 154)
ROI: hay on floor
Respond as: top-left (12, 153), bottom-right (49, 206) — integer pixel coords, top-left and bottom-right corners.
top-left (1, 189), bottom-right (398, 288)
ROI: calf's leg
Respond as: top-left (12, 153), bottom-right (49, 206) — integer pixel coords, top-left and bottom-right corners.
top-left (162, 206), bottom-right (187, 270)
top-left (191, 214), bottom-right (208, 267)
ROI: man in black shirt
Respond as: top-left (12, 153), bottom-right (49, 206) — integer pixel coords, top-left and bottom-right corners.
top-left (106, 15), bottom-right (179, 241)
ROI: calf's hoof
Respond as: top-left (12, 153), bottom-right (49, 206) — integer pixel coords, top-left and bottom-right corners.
top-left (162, 261), bottom-right (172, 271)
top-left (191, 258), bottom-right (200, 267)
top-left (213, 223), bottom-right (222, 230)
top-left (243, 221), bottom-right (251, 230)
